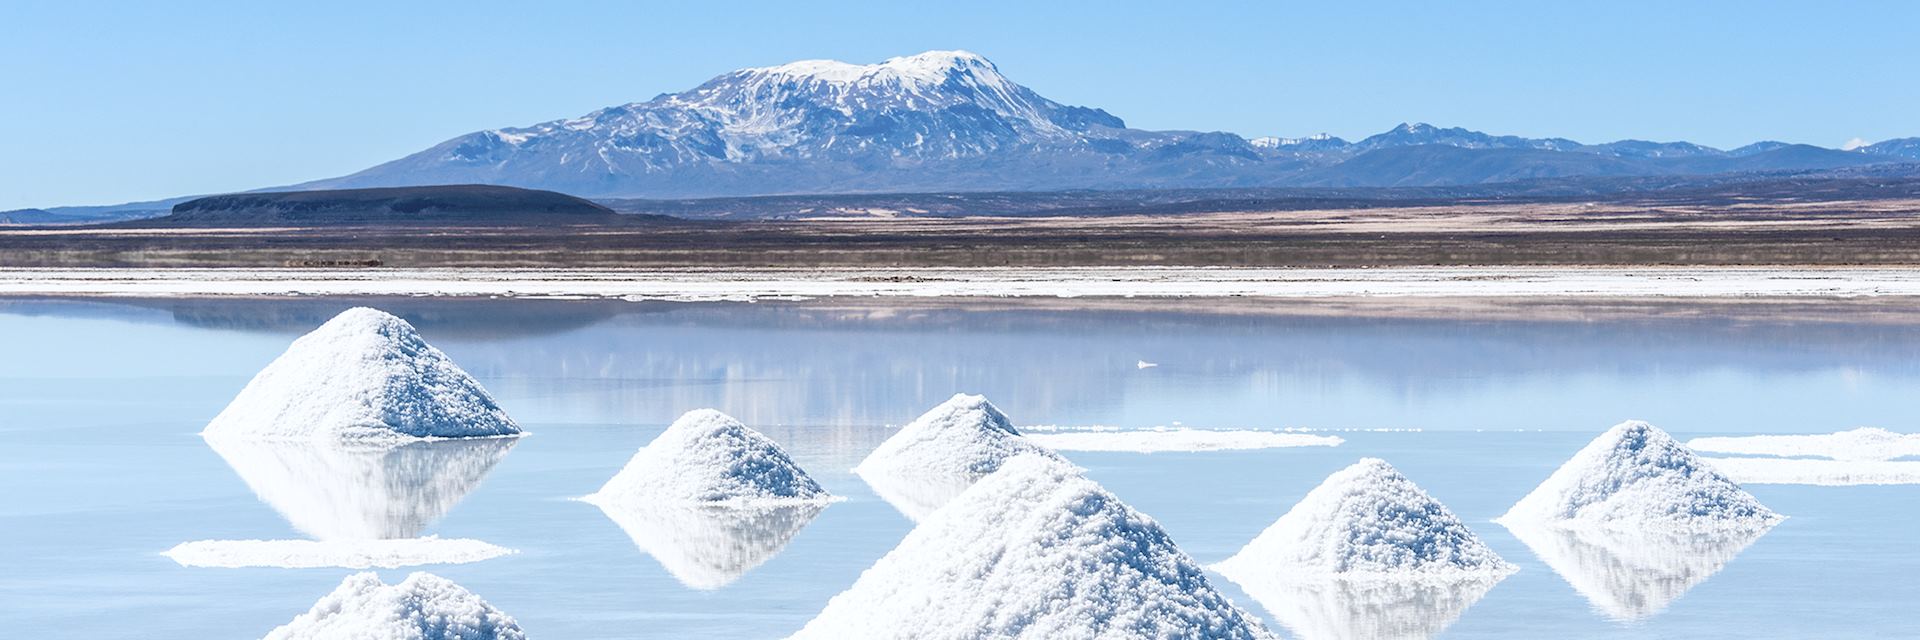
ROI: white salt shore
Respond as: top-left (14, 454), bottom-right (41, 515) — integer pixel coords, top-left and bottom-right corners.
top-left (14, 266), bottom-right (1920, 299)
top-left (204, 307), bottom-right (520, 441)
top-left (1024, 428), bottom-right (1342, 453)
top-left (164, 537), bottom-right (514, 569)
top-left (1217, 458), bottom-right (1514, 581)
top-left (1498, 421), bottom-right (1782, 532)
top-left (855, 394), bottom-right (1064, 520)
top-left (584, 409), bottom-right (832, 506)
top-left (266, 572), bottom-right (524, 640)
top-left (1702, 457), bottom-right (1920, 486)
top-left (1688, 428), bottom-right (1920, 462)
top-left (791, 455), bottom-right (1275, 639)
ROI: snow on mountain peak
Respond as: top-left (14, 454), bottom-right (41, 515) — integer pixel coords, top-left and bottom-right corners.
top-left (747, 50), bottom-right (996, 86)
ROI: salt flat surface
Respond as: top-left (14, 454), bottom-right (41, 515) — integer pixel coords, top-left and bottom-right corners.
top-left (1702, 457), bottom-right (1920, 485)
top-left (164, 537), bottom-right (515, 569)
top-left (1024, 427), bottom-right (1342, 452)
top-left (1500, 522), bottom-right (1771, 621)
top-left (1231, 576), bottom-right (1504, 640)
top-left (13, 266), bottom-right (1920, 299)
top-left (588, 500), bottom-right (828, 590)
top-left (1688, 428), bottom-right (1920, 461)
top-left (204, 435), bottom-right (516, 540)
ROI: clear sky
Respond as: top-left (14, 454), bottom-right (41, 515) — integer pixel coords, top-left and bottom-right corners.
top-left (3, 0), bottom-right (1917, 210)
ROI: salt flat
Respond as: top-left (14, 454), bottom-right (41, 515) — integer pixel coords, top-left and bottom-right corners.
top-left (11, 266), bottom-right (1920, 299)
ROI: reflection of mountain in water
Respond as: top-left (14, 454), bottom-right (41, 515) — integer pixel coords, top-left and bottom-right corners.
top-left (1502, 523), bottom-right (1772, 621)
top-left (1231, 576), bottom-right (1503, 640)
top-left (588, 499), bottom-right (827, 590)
top-left (205, 436), bottom-right (518, 539)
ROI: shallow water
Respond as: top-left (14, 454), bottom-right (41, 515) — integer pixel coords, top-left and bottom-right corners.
top-left (2, 297), bottom-right (1917, 638)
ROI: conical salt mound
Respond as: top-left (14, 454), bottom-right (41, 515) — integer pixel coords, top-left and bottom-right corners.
top-left (1216, 458), bottom-right (1515, 580)
top-left (205, 307), bottom-right (519, 441)
top-left (587, 409), bottom-right (831, 505)
top-left (1498, 421), bottom-right (1782, 531)
top-left (265, 572), bottom-right (524, 640)
top-left (791, 455), bottom-right (1276, 640)
top-left (854, 394), bottom-right (1063, 519)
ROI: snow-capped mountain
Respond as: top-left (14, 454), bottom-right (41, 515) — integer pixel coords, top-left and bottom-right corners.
top-left (299, 51), bottom-right (1265, 197)
top-left (285, 50), bottom-right (1914, 199)
top-left (1860, 138), bottom-right (1920, 160)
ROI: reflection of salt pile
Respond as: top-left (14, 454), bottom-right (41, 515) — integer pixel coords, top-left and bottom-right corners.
top-left (266, 572), bottom-right (524, 640)
top-left (592, 501), bottom-right (828, 590)
top-left (1498, 421), bottom-right (1783, 531)
top-left (1234, 577), bottom-right (1503, 640)
top-left (167, 434), bottom-right (518, 568)
top-left (1503, 524), bottom-right (1769, 621)
top-left (205, 307), bottom-right (520, 441)
top-left (854, 394), bottom-right (1063, 520)
top-left (792, 455), bottom-right (1275, 639)
top-left (584, 409), bottom-right (833, 589)
top-left (1217, 458), bottom-right (1514, 580)
top-left (1214, 458), bottom-right (1511, 640)
top-left (207, 437), bottom-right (518, 539)
top-left (1689, 427), bottom-right (1920, 461)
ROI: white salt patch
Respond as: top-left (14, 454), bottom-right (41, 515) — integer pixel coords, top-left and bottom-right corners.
top-left (1233, 576), bottom-right (1503, 640)
top-left (1688, 428), bottom-right (1920, 461)
top-left (164, 537), bottom-right (513, 569)
top-left (585, 409), bottom-right (832, 506)
top-left (1498, 421), bottom-right (1782, 532)
top-left (1215, 458), bottom-right (1514, 581)
top-left (205, 436), bottom-right (515, 540)
top-left (205, 307), bottom-right (520, 441)
top-left (791, 455), bottom-right (1275, 639)
top-left (266, 572), bottom-right (524, 640)
top-left (854, 394), bottom-right (1064, 519)
top-left (1702, 457), bottom-right (1920, 485)
top-left (1137, 360), bottom-right (1158, 369)
top-left (1026, 428), bottom-right (1342, 453)
top-left (1501, 522), bottom-right (1770, 621)
top-left (590, 500), bottom-right (828, 590)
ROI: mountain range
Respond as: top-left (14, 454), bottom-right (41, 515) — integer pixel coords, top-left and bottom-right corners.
top-left (11, 50), bottom-right (1920, 222)
top-left (291, 50), bottom-right (1918, 199)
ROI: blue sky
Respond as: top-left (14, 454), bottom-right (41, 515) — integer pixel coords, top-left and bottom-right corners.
top-left (3, 0), bottom-right (1916, 209)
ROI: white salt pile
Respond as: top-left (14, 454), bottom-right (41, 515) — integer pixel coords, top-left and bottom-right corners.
top-left (1215, 458), bottom-right (1515, 581)
top-left (1025, 427), bottom-right (1342, 453)
top-left (164, 537), bottom-right (514, 569)
top-left (1235, 576), bottom-right (1503, 640)
top-left (204, 307), bottom-right (520, 441)
top-left (205, 436), bottom-right (517, 540)
top-left (1504, 523), bottom-right (1770, 621)
top-left (791, 454), bottom-right (1275, 640)
top-left (265, 572), bottom-right (524, 640)
top-left (1497, 421), bottom-right (1782, 531)
top-left (584, 409), bottom-right (832, 506)
top-left (1688, 427), bottom-right (1920, 462)
top-left (591, 501), bottom-right (828, 590)
top-left (854, 393), bottom-right (1063, 519)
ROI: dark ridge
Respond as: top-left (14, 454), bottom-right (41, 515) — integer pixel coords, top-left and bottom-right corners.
top-left (146, 184), bottom-right (631, 227)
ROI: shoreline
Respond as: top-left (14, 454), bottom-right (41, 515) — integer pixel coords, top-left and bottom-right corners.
top-left (12, 266), bottom-right (1920, 300)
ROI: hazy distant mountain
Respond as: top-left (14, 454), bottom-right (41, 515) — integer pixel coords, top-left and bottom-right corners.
top-left (1860, 138), bottom-right (1920, 160)
top-left (155, 185), bottom-right (618, 227)
top-left (286, 50), bottom-right (1911, 200)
